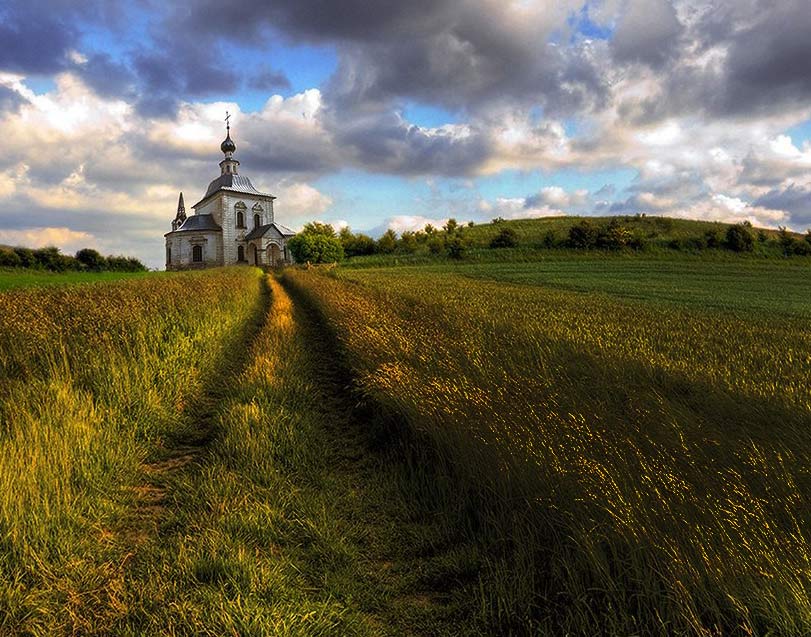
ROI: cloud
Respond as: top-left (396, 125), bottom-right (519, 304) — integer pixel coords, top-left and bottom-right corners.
top-left (611, 0), bottom-right (683, 68)
top-left (248, 67), bottom-right (292, 91)
top-left (0, 227), bottom-right (96, 252)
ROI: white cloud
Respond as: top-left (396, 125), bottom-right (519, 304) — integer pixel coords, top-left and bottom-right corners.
top-left (0, 227), bottom-right (96, 252)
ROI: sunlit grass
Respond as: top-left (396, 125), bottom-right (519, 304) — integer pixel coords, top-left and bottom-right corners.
top-left (283, 261), bottom-right (811, 634)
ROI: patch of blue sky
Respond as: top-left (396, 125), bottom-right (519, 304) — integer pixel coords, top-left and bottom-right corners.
top-left (400, 102), bottom-right (459, 128)
top-left (225, 42), bottom-right (338, 113)
top-left (476, 167), bottom-right (637, 201)
top-left (23, 77), bottom-right (56, 95)
top-left (786, 119), bottom-right (811, 147)
top-left (569, 4), bottom-right (613, 41)
top-left (315, 171), bottom-right (430, 227)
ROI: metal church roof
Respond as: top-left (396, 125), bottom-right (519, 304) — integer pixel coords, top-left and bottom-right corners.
top-left (173, 214), bottom-right (222, 232)
top-left (245, 223), bottom-right (297, 241)
top-left (192, 174), bottom-right (276, 208)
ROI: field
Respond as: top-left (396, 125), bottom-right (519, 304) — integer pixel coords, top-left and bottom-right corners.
top-left (0, 268), bottom-right (155, 291)
top-left (1, 254), bottom-right (810, 634)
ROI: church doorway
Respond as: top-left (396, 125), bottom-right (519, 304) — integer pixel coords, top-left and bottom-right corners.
top-left (249, 243), bottom-right (258, 266)
top-left (237, 245), bottom-right (245, 262)
top-left (267, 243), bottom-right (282, 267)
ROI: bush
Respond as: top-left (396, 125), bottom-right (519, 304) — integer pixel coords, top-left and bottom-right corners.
top-left (0, 247), bottom-right (21, 267)
top-left (13, 247), bottom-right (36, 267)
top-left (704, 228), bottom-right (724, 248)
top-left (568, 220), bottom-right (598, 249)
top-left (597, 220), bottom-right (633, 250)
top-left (377, 229), bottom-right (397, 254)
top-left (725, 223), bottom-right (754, 252)
top-left (339, 228), bottom-right (377, 257)
top-left (106, 256), bottom-right (147, 272)
top-left (398, 231), bottom-right (418, 254)
top-left (446, 235), bottom-right (467, 259)
top-left (288, 233), bottom-right (344, 263)
top-left (76, 248), bottom-right (107, 271)
top-left (542, 231), bottom-right (556, 249)
top-left (490, 228), bottom-right (518, 249)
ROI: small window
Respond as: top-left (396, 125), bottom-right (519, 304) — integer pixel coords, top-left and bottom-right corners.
top-left (192, 245), bottom-right (203, 263)
top-left (254, 213), bottom-right (261, 228)
top-left (166, 246), bottom-right (171, 264)
top-left (236, 211), bottom-right (244, 228)
top-left (237, 245), bottom-right (245, 262)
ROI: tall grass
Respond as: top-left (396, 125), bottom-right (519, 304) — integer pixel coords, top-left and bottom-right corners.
top-left (0, 267), bottom-right (263, 633)
top-left (283, 266), bottom-right (811, 635)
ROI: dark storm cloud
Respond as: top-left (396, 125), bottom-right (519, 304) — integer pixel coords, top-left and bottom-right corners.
top-left (624, 0), bottom-right (811, 122)
top-left (610, 0), bottom-right (683, 69)
top-left (248, 68), bottom-right (292, 91)
top-left (328, 110), bottom-right (491, 176)
top-left (174, 0), bottom-right (607, 117)
top-left (0, 4), bottom-right (75, 74)
top-left (754, 185), bottom-right (811, 226)
top-left (76, 53), bottom-right (138, 99)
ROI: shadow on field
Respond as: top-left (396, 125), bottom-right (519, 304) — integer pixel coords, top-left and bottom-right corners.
top-left (281, 271), bottom-right (811, 636)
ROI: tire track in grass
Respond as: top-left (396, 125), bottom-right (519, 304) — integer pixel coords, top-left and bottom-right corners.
top-left (109, 275), bottom-right (480, 635)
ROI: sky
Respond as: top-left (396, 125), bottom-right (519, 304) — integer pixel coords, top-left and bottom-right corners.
top-left (1, 0), bottom-right (811, 268)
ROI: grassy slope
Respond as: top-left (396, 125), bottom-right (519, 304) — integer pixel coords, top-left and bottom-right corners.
top-left (0, 268), bottom-right (156, 291)
top-left (344, 215), bottom-right (807, 267)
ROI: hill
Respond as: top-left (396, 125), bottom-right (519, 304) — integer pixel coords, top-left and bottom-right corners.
top-left (341, 214), bottom-right (810, 267)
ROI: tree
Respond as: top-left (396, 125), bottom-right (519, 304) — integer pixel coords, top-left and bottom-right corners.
top-left (725, 223), bottom-right (754, 252)
top-left (399, 231), bottom-right (418, 253)
top-left (777, 226), bottom-right (796, 255)
top-left (568, 220), bottom-right (598, 249)
top-left (597, 220), bottom-right (633, 250)
top-left (0, 247), bottom-right (21, 267)
top-left (288, 233), bottom-right (344, 263)
top-left (443, 218), bottom-right (459, 234)
top-left (339, 227), bottom-right (376, 257)
top-left (76, 248), bottom-right (107, 271)
top-left (301, 221), bottom-right (337, 237)
top-left (490, 227), bottom-right (518, 249)
top-left (13, 247), bottom-right (36, 267)
top-left (377, 229), bottom-right (397, 254)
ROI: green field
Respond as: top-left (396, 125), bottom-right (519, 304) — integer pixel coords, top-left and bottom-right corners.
top-left (1, 251), bottom-right (810, 635)
top-left (0, 268), bottom-right (155, 291)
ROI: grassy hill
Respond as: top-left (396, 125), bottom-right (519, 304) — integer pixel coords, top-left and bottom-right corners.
top-left (343, 214), bottom-right (809, 267)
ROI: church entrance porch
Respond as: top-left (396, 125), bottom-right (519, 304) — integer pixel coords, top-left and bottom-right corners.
top-left (249, 243), bottom-right (259, 266)
top-left (267, 243), bottom-right (282, 267)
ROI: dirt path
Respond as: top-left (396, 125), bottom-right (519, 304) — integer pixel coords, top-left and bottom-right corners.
top-left (106, 275), bottom-right (482, 636)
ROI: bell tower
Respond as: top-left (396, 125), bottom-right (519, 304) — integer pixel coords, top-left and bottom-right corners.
top-left (219, 111), bottom-right (240, 176)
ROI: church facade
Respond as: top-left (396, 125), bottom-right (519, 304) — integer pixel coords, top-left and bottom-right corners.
top-left (165, 120), bottom-right (295, 270)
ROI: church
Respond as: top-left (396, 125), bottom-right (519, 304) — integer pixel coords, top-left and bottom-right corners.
top-left (165, 117), bottom-right (296, 270)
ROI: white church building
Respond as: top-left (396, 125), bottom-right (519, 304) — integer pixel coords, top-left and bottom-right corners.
top-left (165, 118), bottom-right (295, 270)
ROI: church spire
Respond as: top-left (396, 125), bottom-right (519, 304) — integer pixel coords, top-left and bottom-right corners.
top-left (171, 191), bottom-right (187, 231)
top-left (219, 111), bottom-right (240, 176)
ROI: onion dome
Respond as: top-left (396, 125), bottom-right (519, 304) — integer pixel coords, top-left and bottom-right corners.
top-left (221, 130), bottom-right (236, 154)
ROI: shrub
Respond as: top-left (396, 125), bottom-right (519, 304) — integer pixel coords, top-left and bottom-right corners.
top-left (542, 231), bottom-right (556, 249)
top-left (377, 229), bottom-right (398, 254)
top-left (398, 231), bottom-right (418, 254)
top-left (597, 220), bottom-right (633, 250)
top-left (568, 220), bottom-right (598, 249)
top-left (0, 247), bottom-right (21, 267)
top-left (339, 228), bottom-right (377, 257)
top-left (288, 233), bottom-right (344, 263)
top-left (490, 228), bottom-right (518, 249)
top-left (446, 234), bottom-right (467, 259)
top-left (13, 247), bottom-right (36, 267)
top-left (704, 228), bottom-right (724, 248)
top-left (427, 237), bottom-right (443, 254)
top-left (75, 248), bottom-right (107, 271)
top-left (725, 223), bottom-right (754, 252)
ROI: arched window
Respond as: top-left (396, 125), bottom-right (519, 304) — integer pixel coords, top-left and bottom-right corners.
top-left (237, 245), bottom-right (245, 262)
top-left (235, 202), bottom-right (247, 229)
top-left (254, 213), bottom-right (261, 228)
top-left (166, 245), bottom-right (171, 264)
top-left (192, 245), bottom-right (203, 263)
